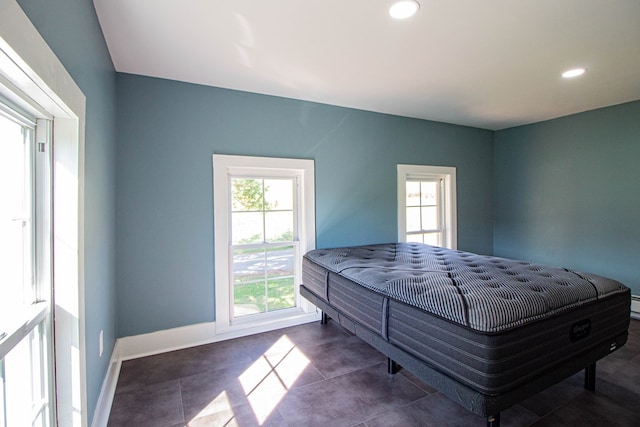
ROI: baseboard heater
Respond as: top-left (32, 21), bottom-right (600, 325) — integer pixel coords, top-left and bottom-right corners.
top-left (632, 295), bottom-right (640, 319)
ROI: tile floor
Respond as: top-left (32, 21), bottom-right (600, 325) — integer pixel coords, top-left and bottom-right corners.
top-left (108, 319), bottom-right (640, 426)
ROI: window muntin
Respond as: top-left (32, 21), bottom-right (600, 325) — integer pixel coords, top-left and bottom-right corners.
top-left (0, 111), bottom-right (35, 331)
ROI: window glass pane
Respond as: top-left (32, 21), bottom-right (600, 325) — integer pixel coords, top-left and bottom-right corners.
top-left (406, 181), bottom-right (420, 206)
top-left (232, 246), bottom-right (296, 318)
top-left (231, 178), bottom-right (263, 211)
top-left (424, 232), bottom-right (441, 246)
top-left (232, 249), bottom-right (265, 285)
top-left (267, 277), bottom-right (295, 311)
top-left (406, 234), bottom-right (424, 243)
top-left (234, 282), bottom-right (265, 317)
top-left (264, 179), bottom-right (293, 211)
top-left (2, 321), bottom-right (50, 427)
top-left (0, 220), bottom-right (27, 306)
top-left (0, 115), bottom-right (32, 328)
top-left (421, 206), bottom-right (439, 230)
top-left (405, 232), bottom-right (441, 246)
top-left (265, 211), bottom-right (293, 242)
top-left (232, 212), bottom-right (264, 244)
top-left (406, 207), bottom-right (421, 232)
top-left (266, 246), bottom-right (294, 279)
top-left (421, 181), bottom-right (438, 206)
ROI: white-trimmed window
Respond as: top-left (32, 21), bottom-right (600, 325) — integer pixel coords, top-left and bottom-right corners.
top-left (213, 155), bottom-right (317, 336)
top-left (2, 3), bottom-right (86, 423)
top-left (398, 164), bottom-right (457, 249)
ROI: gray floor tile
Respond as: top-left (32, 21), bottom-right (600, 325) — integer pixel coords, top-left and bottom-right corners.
top-left (364, 393), bottom-right (482, 427)
top-left (365, 393), bottom-right (539, 427)
top-left (116, 341), bottom-right (254, 393)
top-left (399, 368), bottom-right (438, 394)
top-left (301, 334), bottom-right (386, 379)
top-left (366, 393), bottom-right (539, 427)
top-left (590, 361), bottom-right (640, 411)
top-left (108, 379), bottom-right (184, 427)
top-left (180, 349), bottom-right (325, 421)
top-left (518, 371), bottom-right (585, 417)
top-left (186, 403), bottom-right (286, 427)
top-left (266, 320), bottom-right (353, 352)
top-left (180, 363), bottom-right (252, 421)
top-left (597, 343), bottom-right (640, 378)
top-left (531, 390), bottom-right (639, 426)
top-left (205, 328), bottom-right (306, 361)
top-left (275, 363), bottom-right (426, 426)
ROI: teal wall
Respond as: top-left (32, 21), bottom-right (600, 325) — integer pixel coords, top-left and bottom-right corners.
top-left (115, 73), bottom-right (494, 337)
top-left (494, 100), bottom-right (640, 296)
top-left (16, 0), bottom-right (117, 423)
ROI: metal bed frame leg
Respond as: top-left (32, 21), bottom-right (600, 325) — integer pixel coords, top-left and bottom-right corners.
top-left (584, 362), bottom-right (596, 391)
top-left (487, 413), bottom-right (500, 427)
top-left (387, 358), bottom-right (400, 375)
top-left (320, 311), bottom-right (330, 325)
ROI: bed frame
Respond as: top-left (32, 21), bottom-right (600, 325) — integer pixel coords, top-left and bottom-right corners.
top-left (300, 243), bottom-right (631, 427)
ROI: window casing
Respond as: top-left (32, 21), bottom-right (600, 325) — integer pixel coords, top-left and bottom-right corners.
top-left (2, 5), bottom-right (87, 422)
top-left (398, 164), bottom-right (457, 249)
top-left (213, 155), bottom-right (317, 336)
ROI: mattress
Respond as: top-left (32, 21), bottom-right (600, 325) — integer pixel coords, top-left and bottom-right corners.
top-left (302, 243), bottom-right (631, 395)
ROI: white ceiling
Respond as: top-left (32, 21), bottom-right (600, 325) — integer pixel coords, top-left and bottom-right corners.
top-left (94, 0), bottom-right (640, 130)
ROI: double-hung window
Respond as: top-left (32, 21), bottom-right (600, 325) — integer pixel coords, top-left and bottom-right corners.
top-left (213, 155), bottom-right (316, 336)
top-left (398, 164), bottom-right (457, 249)
top-left (0, 101), bottom-right (54, 427)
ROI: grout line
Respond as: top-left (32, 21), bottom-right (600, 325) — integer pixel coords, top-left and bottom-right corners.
top-left (359, 394), bottom-right (432, 426)
top-left (397, 369), bottom-right (437, 395)
top-left (510, 403), bottom-right (542, 427)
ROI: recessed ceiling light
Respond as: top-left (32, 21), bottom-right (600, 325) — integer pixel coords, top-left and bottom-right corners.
top-left (389, 1), bottom-right (420, 20)
top-left (562, 68), bottom-right (587, 78)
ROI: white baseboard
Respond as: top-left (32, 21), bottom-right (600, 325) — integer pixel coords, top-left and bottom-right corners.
top-left (631, 296), bottom-right (640, 320)
top-left (117, 312), bottom-right (320, 361)
top-left (213, 311), bottom-right (321, 346)
top-left (90, 341), bottom-right (122, 427)
top-left (117, 322), bottom-right (217, 361)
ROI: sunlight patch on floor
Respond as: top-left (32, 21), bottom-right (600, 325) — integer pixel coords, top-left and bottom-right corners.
top-left (192, 390), bottom-right (231, 420)
top-left (239, 334), bottom-right (310, 425)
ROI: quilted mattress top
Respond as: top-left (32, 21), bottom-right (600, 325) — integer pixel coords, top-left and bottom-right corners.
top-left (304, 243), bottom-right (630, 333)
